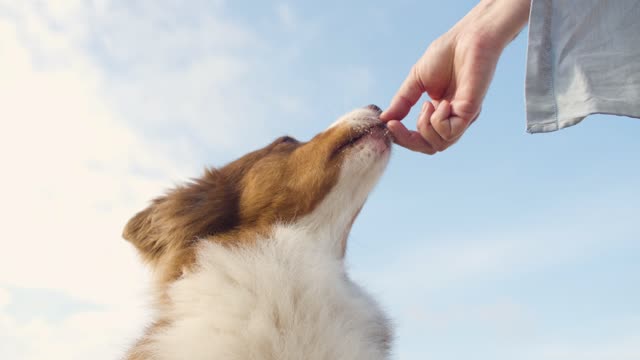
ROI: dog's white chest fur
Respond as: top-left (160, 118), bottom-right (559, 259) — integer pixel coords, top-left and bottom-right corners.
top-left (147, 224), bottom-right (391, 360)
top-left (124, 108), bottom-right (394, 359)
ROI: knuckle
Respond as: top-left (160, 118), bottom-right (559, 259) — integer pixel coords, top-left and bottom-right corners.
top-left (428, 36), bottom-right (450, 52)
top-left (435, 120), bottom-right (463, 142)
top-left (421, 147), bottom-right (436, 155)
top-left (433, 141), bottom-right (449, 152)
top-left (411, 65), bottom-right (427, 93)
top-left (442, 131), bottom-right (458, 142)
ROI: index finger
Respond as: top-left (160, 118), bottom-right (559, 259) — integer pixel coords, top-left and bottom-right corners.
top-left (380, 66), bottom-right (425, 122)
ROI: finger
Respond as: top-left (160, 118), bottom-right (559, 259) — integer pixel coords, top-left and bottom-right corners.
top-left (441, 107), bottom-right (481, 148)
top-left (417, 101), bottom-right (448, 151)
top-left (381, 36), bottom-right (455, 122)
top-left (430, 99), bottom-right (441, 113)
top-left (431, 100), bottom-right (471, 142)
top-left (469, 107), bottom-right (481, 125)
top-left (386, 120), bottom-right (437, 155)
top-left (380, 65), bottom-right (426, 122)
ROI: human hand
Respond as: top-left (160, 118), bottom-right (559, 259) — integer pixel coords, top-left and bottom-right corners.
top-left (381, 0), bottom-right (531, 154)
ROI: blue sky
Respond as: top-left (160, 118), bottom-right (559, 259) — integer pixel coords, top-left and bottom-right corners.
top-left (0, 1), bottom-right (638, 359)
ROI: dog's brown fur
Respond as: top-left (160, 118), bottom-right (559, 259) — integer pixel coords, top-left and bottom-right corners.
top-left (122, 123), bottom-right (380, 359)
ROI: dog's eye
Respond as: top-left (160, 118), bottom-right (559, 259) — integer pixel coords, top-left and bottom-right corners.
top-left (276, 136), bottom-right (298, 144)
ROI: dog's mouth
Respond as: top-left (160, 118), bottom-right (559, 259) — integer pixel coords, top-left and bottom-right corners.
top-left (331, 123), bottom-right (390, 158)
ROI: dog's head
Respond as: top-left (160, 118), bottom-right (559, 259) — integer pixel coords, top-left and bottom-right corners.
top-left (123, 105), bottom-right (391, 283)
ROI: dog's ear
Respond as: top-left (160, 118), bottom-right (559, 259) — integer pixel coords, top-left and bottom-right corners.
top-left (122, 168), bottom-right (240, 268)
top-left (122, 204), bottom-right (158, 257)
top-left (123, 206), bottom-right (150, 243)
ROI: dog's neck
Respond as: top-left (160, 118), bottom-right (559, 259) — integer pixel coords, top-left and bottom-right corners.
top-left (144, 223), bottom-right (391, 360)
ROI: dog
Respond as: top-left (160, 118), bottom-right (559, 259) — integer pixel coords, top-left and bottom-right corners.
top-left (123, 105), bottom-right (393, 360)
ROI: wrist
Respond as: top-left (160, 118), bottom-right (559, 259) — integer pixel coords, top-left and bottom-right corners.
top-left (480, 0), bottom-right (531, 47)
top-left (454, 0), bottom-right (531, 50)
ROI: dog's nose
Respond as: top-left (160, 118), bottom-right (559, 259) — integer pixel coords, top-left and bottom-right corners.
top-left (365, 104), bottom-right (382, 114)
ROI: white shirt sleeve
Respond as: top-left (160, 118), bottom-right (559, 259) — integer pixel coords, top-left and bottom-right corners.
top-left (525, 0), bottom-right (640, 133)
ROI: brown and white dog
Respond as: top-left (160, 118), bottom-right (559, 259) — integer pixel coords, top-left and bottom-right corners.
top-left (123, 105), bottom-right (393, 360)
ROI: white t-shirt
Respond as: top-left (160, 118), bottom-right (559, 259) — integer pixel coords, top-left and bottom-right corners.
top-left (525, 0), bottom-right (640, 133)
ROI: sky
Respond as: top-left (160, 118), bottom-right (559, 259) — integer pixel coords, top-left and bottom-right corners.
top-left (0, 1), bottom-right (638, 359)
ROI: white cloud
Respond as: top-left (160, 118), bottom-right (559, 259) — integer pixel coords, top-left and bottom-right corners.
top-left (0, 2), bottom-right (636, 359)
top-left (0, 300), bottom-right (149, 360)
top-left (84, 0), bottom-right (311, 158)
top-left (350, 192), bottom-right (639, 360)
top-left (394, 297), bottom-right (539, 352)
top-left (277, 3), bottom-right (296, 30)
top-left (0, 0), bottom-right (319, 303)
top-left (525, 334), bottom-right (640, 360)
top-left (0, 6), bottom-right (171, 306)
top-left (0, 5), bottom-right (162, 355)
top-left (0, 288), bottom-right (9, 309)
top-left (359, 197), bottom-right (637, 299)
top-left (0, 1), bottom-right (278, 357)
top-left (0, 1), bottom-right (329, 357)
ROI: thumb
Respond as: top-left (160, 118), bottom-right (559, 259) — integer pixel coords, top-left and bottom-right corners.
top-left (381, 39), bottom-right (453, 122)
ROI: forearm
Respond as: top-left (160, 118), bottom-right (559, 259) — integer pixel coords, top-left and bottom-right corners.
top-left (453, 0), bottom-right (532, 49)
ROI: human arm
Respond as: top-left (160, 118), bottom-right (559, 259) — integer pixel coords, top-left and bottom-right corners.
top-left (380, 0), bottom-right (531, 153)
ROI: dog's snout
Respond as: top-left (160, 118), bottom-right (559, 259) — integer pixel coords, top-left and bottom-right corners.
top-left (365, 104), bottom-right (382, 114)
top-left (328, 105), bottom-right (385, 130)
